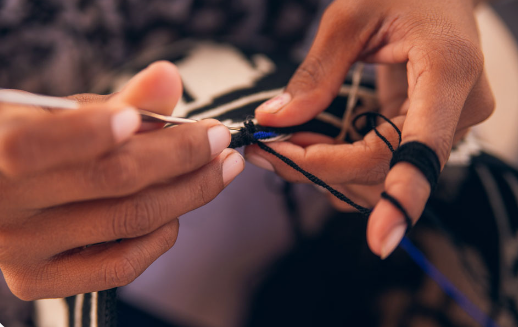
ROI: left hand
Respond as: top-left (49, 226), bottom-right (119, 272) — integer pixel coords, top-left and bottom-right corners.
top-left (0, 62), bottom-right (244, 300)
top-left (246, 0), bottom-right (494, 259)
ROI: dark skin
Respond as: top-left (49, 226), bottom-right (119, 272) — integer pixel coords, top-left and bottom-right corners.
top-left (0, 62), bottom-right (245, 300)
top-left (249, 0), bottom-right (494, 258)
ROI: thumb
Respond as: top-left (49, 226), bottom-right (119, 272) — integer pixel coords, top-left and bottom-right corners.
top-left (255, 2), bottom-right (375, 127)
top-left (68, 61), bottom-right (183, 114)
top-left (111, 61), bottom-right (183, 117)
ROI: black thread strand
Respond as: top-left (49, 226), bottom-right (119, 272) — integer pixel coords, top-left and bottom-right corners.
top-left (256, 141), bottom-right (372, 216)
top-left (390, 141), bottom-right (441, 191)
top-left (369, 115), bottom-right (396, 153)
top-left (353, 112), bottom-right (402, 147)
top-left (235, 115), bottom-right (433, 228)
top-left (380, 191), bottom-right (413, 232)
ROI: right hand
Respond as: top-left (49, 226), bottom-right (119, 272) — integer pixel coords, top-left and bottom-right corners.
top-left (0, 61), bottom-right (245, 300)
top-left (252, 0), bottom-right (493, 259)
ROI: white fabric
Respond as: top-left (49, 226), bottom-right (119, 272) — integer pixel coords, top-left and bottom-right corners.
top-left (35, 299), bottom-right (68, 327)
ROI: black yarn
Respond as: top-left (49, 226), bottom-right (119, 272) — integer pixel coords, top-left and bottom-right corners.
top-left (390, 141), bottom-right (441, 191)
top-left (352, 112), bottom-right (402, 152)
top-left (93, 114), bottom-right (441, 327)
top-left (233, 114), bottom-right (440, 227)
top-left (98, 288), bottom-right (117, 327)
top-left (229, 121), bottom-right (341, 148)
top-left (230, 120), bottom-right (258, 148)
top-left (231, 119), bottom-right (372, 216)
top-left (257, 141), bottom-right (373, 216)
top-left (380, 192), bottom-right (413, 232)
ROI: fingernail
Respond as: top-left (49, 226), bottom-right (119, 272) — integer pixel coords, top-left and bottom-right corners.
top-left (380, 223), bottom-right (406, 260)
top-left (112, 107), bottom-right (140, 143)
top-left (256, 93), bottom-right (291, 114)
top-left (223, 151), bottom-right (245, 185)
top-left (245, 154), bottom-right (274, 172)
top-left (208, 125), bottom-right (231, 156)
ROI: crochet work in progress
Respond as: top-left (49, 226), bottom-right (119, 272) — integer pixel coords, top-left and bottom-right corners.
top-left (59, 43), bottom-right (513, 327)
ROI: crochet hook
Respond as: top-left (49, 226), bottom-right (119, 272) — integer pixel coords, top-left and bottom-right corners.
top-left (0, 89), bottom-right (241, 130)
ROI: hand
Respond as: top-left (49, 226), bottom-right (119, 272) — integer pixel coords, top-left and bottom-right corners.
top-left (0, 61), bottom-right (245, 300)
top-left (249, 0), bottom-right (494, 258)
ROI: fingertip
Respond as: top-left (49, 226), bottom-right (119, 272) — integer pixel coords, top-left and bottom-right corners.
top-left (202, 119), bottom-right (231, 157)
top-left (222, 149), bottom-right (245, 186)
top-left (198, 118), bottom-right (225, 129)
top-left (245, 152), bottom-right (275, 172)
top-left (255, 92), bottom-right (291, 114)
top-left (111, 107), bottom-right (141, 143)
top-left (367, 199), bottom-right (406, 258)
top-left (255, 93), bottom-right (331, 127)
top-left (368, 163), bottom-right (431, 258)
top-left (115, 61), bottom-right (183, 116)
top-left (254, 93), bottom-right (292, 126)
top-left (145, 61), bottom-right (183, 95)
top-left (207, 123), bottom-right (231, 157)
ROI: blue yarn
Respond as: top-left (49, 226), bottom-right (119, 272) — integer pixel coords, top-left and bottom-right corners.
top-left (399, 237), bottom-right (499, 327)
top-left (254, 131), bottom-right (278, 140)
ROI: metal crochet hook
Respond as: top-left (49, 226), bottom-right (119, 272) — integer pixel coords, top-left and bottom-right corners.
top-left (0, 89), bottom-right (241, 130)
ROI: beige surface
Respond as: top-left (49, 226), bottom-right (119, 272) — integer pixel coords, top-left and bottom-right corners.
top-left (473, 4), bottom-right (518, 166)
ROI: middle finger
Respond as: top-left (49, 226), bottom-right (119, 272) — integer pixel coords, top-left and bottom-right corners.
top-left (3, 120), bottom-right (230, 210)
top-left (6, 148), bottom-right (243, 259)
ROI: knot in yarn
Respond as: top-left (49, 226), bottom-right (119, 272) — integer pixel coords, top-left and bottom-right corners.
top-left (229, 120), bottom-right (259, 148)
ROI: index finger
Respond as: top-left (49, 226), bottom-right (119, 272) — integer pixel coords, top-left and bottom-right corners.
top-left (0, 103), bottom-right (140, 177)
top-left (367, 38), bottom-right (489, 258)
top-left (245, 116), bottom-right (405, 185)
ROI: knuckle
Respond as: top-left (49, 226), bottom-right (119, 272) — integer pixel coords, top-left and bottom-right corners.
top-left (410, 14), bottom-right (484, 82)
top-left (0, 128), bottom-right (31, 176)
top-left (479, 91), bottom-right (495, 123)
top-left (364, 164), bottom-right (389, 184)
top-left (192, 178), bottom-right (217, 205)
top-left (112, 195), bottom-right (160, 238)
top-left (419, 35), bottom-right (483, 81)
top-left (162, 220), bottom-right (180, 249)
top-left (182, 174), bottom-right (220, 210)
top-left (173, 131), bottom-right (204, 172)
top-left (443, 37), bottom-right (483, 77)
top-left (154, 220), bottom-right (180, 254)
top-left (290, 56), bottom-right (327, 91)
top-left (322, 1), bottom-right (360, 30)
top-left (105, 256), bottom-right (141, 287)
top-left (467, 86), bottom-right (495, 126)
top-left (88, 152), bottom-right (139, 195)
top-left (431, 133), bottom-right (453, 166)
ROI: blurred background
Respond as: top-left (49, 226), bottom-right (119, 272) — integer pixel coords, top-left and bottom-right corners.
top-left (1, 1), bottom-right (518, 327)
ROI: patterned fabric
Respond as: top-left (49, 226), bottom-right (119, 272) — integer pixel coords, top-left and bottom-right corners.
top-left (0, 0), bottom-right (326, 95)
top-left (62, 290), bottom-right (116, 327)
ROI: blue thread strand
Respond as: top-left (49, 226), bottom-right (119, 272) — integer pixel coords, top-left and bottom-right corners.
top-left (399, 237), bottom-right (499, 327)
top-left (254, 131), bottom-right (278, 140)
